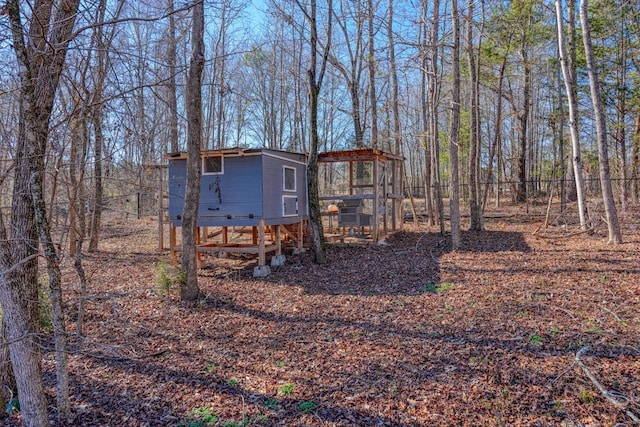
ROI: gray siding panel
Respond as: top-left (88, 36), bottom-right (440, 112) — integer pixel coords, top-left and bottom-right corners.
top-left (199, 156), bottom-right (262, 221)
top-left (168, 160), bottom-right (187, 224)
top-left (262, 155), bottom-right (282, 219)
top-left (262, 152), bottom-right (308, 221)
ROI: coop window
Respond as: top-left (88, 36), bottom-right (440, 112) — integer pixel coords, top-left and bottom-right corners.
top-left (202, 156), bottom-right (223, 175)
top-left (283, 166), bottom-right (296, 192)
top-left (283, 196), bottom-right (298, 216)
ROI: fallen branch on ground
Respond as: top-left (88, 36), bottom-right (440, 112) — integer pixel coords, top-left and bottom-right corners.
top-left (576, 346), bottom-right (639, 424)
top-left (532, 226), bottom-right (593, 239)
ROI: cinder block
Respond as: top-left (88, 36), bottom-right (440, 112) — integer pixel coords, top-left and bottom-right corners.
top-left (270, 255), bottom-right (286, 267)
top-left (253, 265), bottom-right (271, 278)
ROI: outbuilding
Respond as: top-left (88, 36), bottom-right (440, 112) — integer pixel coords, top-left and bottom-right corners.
top-left (167, 148), bottom-right (308, 276)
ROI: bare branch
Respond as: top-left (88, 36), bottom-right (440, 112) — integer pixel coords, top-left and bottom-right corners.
top-left (576, 346), bottom-right (640, 423)
top-left (71, 1), bottom-right (200, 39)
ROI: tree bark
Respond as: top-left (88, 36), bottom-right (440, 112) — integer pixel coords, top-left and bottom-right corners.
top-left (449, 0), bottom-right (461, 250)
top-left (181, 0), bottom-right (206, 300)
top-left (482, 50), bottom-right (508, 213)
top-left (425, 0), bottom-right (445, 235)
top-left (0, 102), bottom-right (47, 427)
top-left (6, 0), bottom-right (81, 422)
top-left (303, 0), bottom-right (332, 264)
top-left (516, 46), bottom-right (531, 203)
top-left (387, 0), bottom-right (401, 155)
top-left (367, 0), bottom-right (378, 149)
top-left (632, 113), bottom-right (640, 203)
top-left (89, 99), bottom-right (104, 252)
top-left (556, 0), bottom-right (589, 229)
top-left (88, 0), bottom-right (116, 252)
top-left (419, 1), bottom-right (433, 225)
top-left (580, 0), bottom-right (622, 244)
top-left (467, 0), bottom-right (482, 230)
top-left (565, 0), bottom-right (579, 203)
top-left (168, 0), bottom-right (180, 153)
top-left (329, 2), bottom-right (365, 148)
top-left (68, 110), bottom-right (88, 336)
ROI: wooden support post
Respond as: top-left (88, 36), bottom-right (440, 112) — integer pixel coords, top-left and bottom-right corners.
top-left (258, 219), bottom-right (266, 267)
top-left (381, 160), bottom-right (388, 234)
top-left (275, 225), bottom-right (282, 256)
top-left (170, 223), bottom-right (177, 265)
top-left (157, 168), bottom-right (163, 252)
top-left (349, 160), bottom-right (354, 195)
top-left (396, 159), bottom-right (404, 231)
top-left (196, 227), bottom-right (202, 269)
top-left (222, 226), bottom-right (229, 244)
top-left (298, 220), bottom-right (304, 249)
top-left (373, 156), bottom-right (379, 242)
top-left (252, 226), bottom-right (258, 245)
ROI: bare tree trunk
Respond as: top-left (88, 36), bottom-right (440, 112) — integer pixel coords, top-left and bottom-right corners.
top-left (181, 0), bottom-right (205, 300)
top-left (467, 0), bottom-right (482, 230)
top-left (88, 0), bottom-right (119, 252)
top-left (168, 0), bottom-right (180, 153)
top-left (303, 0), bottom-right (332, 264)
top-left (68, 115), bottom-right (80, 257)
top-left (67, 108), bottom-right (89, 336)
top-left (482, 50), bottom-right (509, 213)
top-left (556, 0), bottom-right (589, 229)
top-left (0, 317), bottom-right (16, 400)
top-left (387, 0), bottom-right (400, 155)
top-left (449, 0), bottom-right (461, 249)
top-left (30, 125), bottom-right (70, 421)
top-left (6, 0), bottom-right (81, 422)
top-left (89, 100), bottom-right (104, 252)
top-left (0, 106), bottom-right (47, 427)
top-left (516, 47), bottom-right (531, 203)
top-left (632, 113), bottom-right (640, 204)
top-left (614, 29), bottom-right (628, 212)
top-left (419, 0), bottom-right (433, 224)
top-left (580, 0), bottom-right (622, 244)
top-left (329, 3), bottom-right (365, 148)
top-left (565, 0), bottom-right (579, 203)
top-left (367, 0), bottom-right (378, 149)
top-left (556, 48), bottom-right (567, 216)
top-left (214, 1), bottom-right (228, 149)
top-left (426, 0), bottom-right (445, 235)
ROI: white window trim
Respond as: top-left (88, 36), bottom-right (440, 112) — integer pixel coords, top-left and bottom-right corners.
top-left (202, 156), bottom-right (224, 175)
top-left (283, 165), bottom-right (296, 192)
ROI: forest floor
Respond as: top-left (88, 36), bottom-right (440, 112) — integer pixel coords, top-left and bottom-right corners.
top-left (8, 202), bottom-right (640, 426)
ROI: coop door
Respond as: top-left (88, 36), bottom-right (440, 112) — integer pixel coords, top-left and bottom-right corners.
top-left (283, 196), bottom-right (298, 217)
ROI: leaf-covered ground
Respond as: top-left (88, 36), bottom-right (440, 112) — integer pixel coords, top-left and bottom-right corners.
top-left (10, 206), bottom-right (640, 426)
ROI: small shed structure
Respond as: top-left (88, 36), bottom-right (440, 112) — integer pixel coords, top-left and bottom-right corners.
top-left (318, 148), bottom-right (404, 242)
top-left (167, 148), bottom-right (308, 276)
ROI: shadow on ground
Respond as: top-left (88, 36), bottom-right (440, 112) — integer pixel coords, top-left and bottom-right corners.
top-left (254, 230), bottom-right (532, 296)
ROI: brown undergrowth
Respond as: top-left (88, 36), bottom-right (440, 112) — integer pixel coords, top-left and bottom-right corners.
top-left (6, 205), bottom-right (640, 426)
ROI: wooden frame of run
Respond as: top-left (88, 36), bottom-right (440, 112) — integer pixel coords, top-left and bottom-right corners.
top-left (318, 148), bottom-right (404, 243)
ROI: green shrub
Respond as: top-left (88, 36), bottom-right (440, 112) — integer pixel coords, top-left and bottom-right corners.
top-left (529, 334), bottom-right (543, 344)
top-left (297, 400), bottom-right (318, 413)
top-left (155, 260), bottom-right (186, 296)
top-left (278, 383), bottom-right (295, 396)
top-left (183, 407), bottom-right (218, 427)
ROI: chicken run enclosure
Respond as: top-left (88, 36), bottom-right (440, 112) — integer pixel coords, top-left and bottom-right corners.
top-left (165, 148), bottom-right (404, 276)
top-left (317, 149), bottom-right (404, 243)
